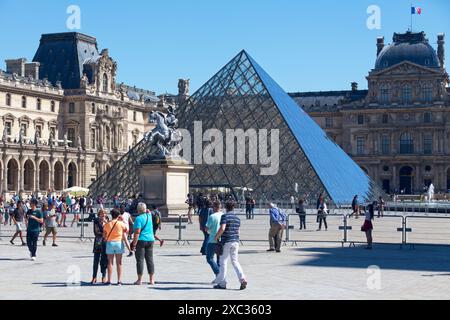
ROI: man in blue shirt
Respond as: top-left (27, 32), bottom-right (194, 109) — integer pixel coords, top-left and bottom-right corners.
top-left (205, 201), bottom-right (223, 282)
top-left (26, 199), bottom-right (43, 261)
top-left (131, 203), bottom-right (155, 285)
top-left (268, 203), bottom-right (285, 253)
top-left (213, 200), bottom-right (247, 290)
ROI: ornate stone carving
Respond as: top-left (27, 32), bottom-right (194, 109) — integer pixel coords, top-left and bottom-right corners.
top-left (178, 79), bottom-right (190, 96)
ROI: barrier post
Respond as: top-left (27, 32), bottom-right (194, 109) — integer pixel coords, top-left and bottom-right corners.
top-left (343, 214), bottom-right (348, 243)
top-left (285, 214), bottom-right (290, 243)
top-left (178, 215), bottom-right (182, 242)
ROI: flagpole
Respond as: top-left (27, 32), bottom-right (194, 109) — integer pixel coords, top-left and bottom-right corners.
top-left (410, 3), bottom-right (413, 31)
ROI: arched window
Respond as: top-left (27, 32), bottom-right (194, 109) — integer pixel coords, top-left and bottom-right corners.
top-left (6, 93), bottom-right (11, 106)
top-left (400, 132), bottom-right (414, 154)
top-left (22, 96), bottom-right (27, 108)
top-left (401, 84), bottom-right (412, 104)
top-left (103, 73), bottom-right (108, 92)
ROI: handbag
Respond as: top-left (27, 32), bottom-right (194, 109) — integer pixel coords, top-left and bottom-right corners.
top-left (215, 242), bottom-right (224, 256)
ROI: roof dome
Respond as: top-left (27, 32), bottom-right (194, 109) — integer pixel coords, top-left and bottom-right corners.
top-left (375, 31), bottom-right (441, 70)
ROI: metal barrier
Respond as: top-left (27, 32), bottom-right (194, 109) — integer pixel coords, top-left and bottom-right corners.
top-left (3, 209), bottom-right (450, 249)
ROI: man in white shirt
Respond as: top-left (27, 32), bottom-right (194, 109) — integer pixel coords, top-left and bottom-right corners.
top-left (119, 204), bottom-right (134, 257)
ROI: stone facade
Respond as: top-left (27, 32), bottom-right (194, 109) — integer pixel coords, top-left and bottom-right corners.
top-left (290, 31), bottom-right (450, 194)
top-left (0, 32), bottom-right (179, 199)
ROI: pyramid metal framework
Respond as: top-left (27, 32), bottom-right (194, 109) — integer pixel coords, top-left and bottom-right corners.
top-left (89, 50), bottom-right (384, 205)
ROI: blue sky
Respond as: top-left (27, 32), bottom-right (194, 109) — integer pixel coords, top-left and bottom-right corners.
top-left (0, 0), bottom-right (448, 94)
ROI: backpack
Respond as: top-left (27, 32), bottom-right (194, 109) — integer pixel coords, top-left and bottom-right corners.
top-left (151, 210), bottom-right (161, 230)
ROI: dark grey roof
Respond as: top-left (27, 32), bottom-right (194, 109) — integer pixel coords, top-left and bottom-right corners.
top-left (288, 90), bottom-right (367, 112)
top-left (375, 31), bottom-right (440, 70)
top-left (32, 32), bottom-right (99, 89)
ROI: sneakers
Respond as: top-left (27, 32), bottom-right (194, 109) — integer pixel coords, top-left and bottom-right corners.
top-left (266, 249), bottom-right (275, 252)
top-left (276, 250), bottom-right (281, 253)
top-left (213, 284), bottom-right (227, 290)
top-left (31, 257), bottom-right (36, 261)
top-left (10, 240), bottom-right (14, 245)
top-left (52, 244), bottom-right (58, 247)
top-left (240, 280), bottom-right (248, 290)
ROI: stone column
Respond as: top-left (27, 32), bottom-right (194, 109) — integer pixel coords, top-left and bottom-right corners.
top-left (392, 165), bottom-right (398, 193)
top-left (415, 165), bottom-right (421, 193)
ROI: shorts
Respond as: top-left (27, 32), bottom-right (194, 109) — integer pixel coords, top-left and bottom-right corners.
top-left (46, 227), bottom-right (57, 235)
top-left (16, 222), bottom-right (23, 232)
top-left (106, 241), bottom-right (125, 255)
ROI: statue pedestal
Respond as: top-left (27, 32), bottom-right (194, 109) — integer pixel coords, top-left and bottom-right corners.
top-left (139, 157), bottom-right (193, 220)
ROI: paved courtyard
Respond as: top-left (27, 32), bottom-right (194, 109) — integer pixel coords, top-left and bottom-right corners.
top-left (1, 235), bottom-right (450, 300)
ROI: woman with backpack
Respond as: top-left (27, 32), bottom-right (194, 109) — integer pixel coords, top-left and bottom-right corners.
top-left (150, 205), bottom-right (164, 247)
top-left (361, 201), bottom-right (376, 250)
top-left (131, 203), bottom-right (156, 285)
top-left (103, 208), bottom-right (131, 285)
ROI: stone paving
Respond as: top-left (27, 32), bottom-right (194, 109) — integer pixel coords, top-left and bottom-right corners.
top-left (1, 233), bottom-right (450, 300)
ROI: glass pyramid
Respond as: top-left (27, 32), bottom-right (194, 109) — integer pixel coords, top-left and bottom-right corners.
top-left (176, 50), bottom-right (384, 205)
top-left (89, 50), bottom-right (384, 205)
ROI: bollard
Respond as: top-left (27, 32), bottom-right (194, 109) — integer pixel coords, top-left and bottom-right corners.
top-left (343, 215), bottom-right (348, 243)
top-left (80, 210), bottom-right (85, 240)
top-left (178, 215), bottom-right (182, 242)
top-left (285, 214), bottom-right (290, 243)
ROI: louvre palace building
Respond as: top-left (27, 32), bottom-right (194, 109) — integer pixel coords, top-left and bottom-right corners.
top-left (290, 31), bottom-right (449, 195)
top-left (1, 30), bottom-right (449, 199)
top-left (0, 32), bottom-right (182, 199)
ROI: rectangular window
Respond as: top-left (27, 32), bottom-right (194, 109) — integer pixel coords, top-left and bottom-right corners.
top-left (381, 136), bottom-right (390, 155)
top-left (133, 111), bottom-right (137, 122)
top-left (424, 112), bottom-right (432, 123)
top-left (21, 123), bottom-right (27, 137)
top-left (68, 128), bottom-right (75, 147)
top-left (422, 86), bottom-right (433, 102)
top-left (35, 125), bottom-right (42, 138)
top-left (50, 127), bottom-right (56, 139)
top-left (423, 134), bottom-right (433, 155)
top-left (91, 129), bottom-right (96, 149)
top-left (357, 115), bottom-right (364, 125)
top-left (325, 117), bottom-right (333, 128)
top-left (357, 137), bottom-right (365, 155)
top-left (51, 101), bottom-right (55, 112)
top-left (69, 102), bottom-right (75, 114)
top-left (402, 86), bottom-right (412, 104)
top-left (5, 122), bottom-right (12, 135)
top-left (380, 87), bottom-right (389, 104)
top-left (382, 114), bottom-right (388, 124)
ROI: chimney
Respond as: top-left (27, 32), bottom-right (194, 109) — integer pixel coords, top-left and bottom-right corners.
top-left (5, 58), bottom-right (26, 76)
top-left (351, 82), bottom-right (358, 92)
top-left (377, 37), bottom-right (385, 56)
top-left (24, 62), bottom-right (40, 79)
top-left (437, 33), bottom-right (445, 68)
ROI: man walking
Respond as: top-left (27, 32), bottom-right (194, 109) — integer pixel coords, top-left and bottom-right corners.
top-left (25, 199), bottom-right (43, 261)
top-left (267, 203), bottom-right (285, 253)
top-left (213, 200), bottom-right (247, 290)
top-left (205, 201), bottom-right (223, 284)
top-left (10, 200), bottom-right (26, 246)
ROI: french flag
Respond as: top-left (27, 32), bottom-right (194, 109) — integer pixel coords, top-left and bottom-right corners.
top-left (411, 7), bottom-right (422, 14)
